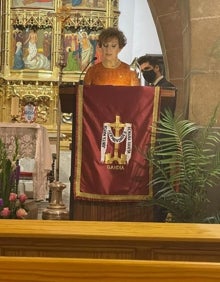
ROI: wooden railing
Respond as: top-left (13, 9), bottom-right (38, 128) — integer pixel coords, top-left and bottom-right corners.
top-left (1, 220), bottom-right (220, 262)
top-left (0, 256), bottom-right (220, 282)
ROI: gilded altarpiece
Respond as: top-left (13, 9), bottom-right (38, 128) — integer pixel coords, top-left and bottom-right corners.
top-left (0, 0), bottom-right (120, 149)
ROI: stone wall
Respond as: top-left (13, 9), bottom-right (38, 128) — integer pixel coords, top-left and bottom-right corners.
top-left (148, 0), bottom-right (220, 125)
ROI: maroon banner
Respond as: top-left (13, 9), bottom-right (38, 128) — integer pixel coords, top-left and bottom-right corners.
top-left (73, 85), bottom-right (160, 201)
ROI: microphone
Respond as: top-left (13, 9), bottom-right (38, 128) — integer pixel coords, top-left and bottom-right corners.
top-left (129, 57), bottom-right (139, 71)
top-left (129, 57), bottom-right (141, 79)
top-left (79, 56), bottom-right (97, 85)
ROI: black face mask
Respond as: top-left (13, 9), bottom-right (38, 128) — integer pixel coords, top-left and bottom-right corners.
top-left (143, 69), bottom-right (156, 84)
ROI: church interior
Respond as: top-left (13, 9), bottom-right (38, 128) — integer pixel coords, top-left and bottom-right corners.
top-left (1, 0), bottom-right (220, 280)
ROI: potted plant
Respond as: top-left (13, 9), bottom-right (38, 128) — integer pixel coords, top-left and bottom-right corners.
top-left (145, 106), bottom-right (220, 223)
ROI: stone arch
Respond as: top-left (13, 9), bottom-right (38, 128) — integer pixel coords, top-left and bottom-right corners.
top-left (147, 0), bottom-right (186, 116)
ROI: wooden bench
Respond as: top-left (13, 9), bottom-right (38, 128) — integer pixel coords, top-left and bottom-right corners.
top-left (0, 256), bottom-right (220, 282)
top-left (1, 220), bottom-right (220, 262)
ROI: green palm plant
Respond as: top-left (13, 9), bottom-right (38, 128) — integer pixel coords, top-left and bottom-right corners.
top-left (145, 106), bottom-right (220, 223)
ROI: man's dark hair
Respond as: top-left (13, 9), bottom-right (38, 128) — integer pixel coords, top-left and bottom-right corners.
top-left (138, 55), bottom-right (164, 73)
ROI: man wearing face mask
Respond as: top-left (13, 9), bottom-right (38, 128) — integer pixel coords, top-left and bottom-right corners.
top-left (137, 55), bottom-right (177, 116)
top-left (138, 55), bottom-right (177, 223)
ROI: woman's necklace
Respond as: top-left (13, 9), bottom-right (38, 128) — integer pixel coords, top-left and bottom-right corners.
top-left (102, 59), bottom-right (121, 69)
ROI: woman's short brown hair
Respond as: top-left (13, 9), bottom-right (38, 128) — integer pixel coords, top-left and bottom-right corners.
top-left (98, 27), bottom-right (127, 49)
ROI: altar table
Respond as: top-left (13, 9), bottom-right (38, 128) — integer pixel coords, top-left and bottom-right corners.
top-left (0, 123), bottom-right (52, 200)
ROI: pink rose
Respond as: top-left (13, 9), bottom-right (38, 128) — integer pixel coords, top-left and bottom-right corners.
top-left (19, 193), bottom-right (28, 203)
top-left (9, 193), bottom-right (17, 202)
top-left (0, 207), bottom-right (11, 218)
top-left (16, 208), bottom-right (28, 219)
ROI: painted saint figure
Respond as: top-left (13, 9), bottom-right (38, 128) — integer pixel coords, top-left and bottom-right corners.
top-left (24, 29), bottom-right (38, 61)
top-left (23, 28), bottom-right (50, 70)
top-left (13, 41), bottom-right (25, 70)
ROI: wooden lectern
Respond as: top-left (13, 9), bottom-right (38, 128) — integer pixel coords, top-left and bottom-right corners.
top-left (59, 85), bottom-right (176, 113)
top-left (59, 85), bottom-right (176, 222)
top-left (59, 84), bottom-right (77, 113)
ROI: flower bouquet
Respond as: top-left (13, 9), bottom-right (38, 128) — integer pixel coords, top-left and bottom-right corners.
top-left (0, 137), bottom-right (28, 219)
top-left (0, 192), bottom-right (28, 219)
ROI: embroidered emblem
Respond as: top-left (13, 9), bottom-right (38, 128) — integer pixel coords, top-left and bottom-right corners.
top-left (22, 103), bottom-right (37, 123)
top-left (101, 115), bottom-right (132, 165)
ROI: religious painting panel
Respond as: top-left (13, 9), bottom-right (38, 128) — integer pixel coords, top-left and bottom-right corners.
top-left (62, 29), bottom-right (102, 72)
top-left (11, 27), bottom-right (52, 71)
top-left (11, 0), bottom-right (54, 9)
top-left (62, 0), bottom-right (107, 10)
